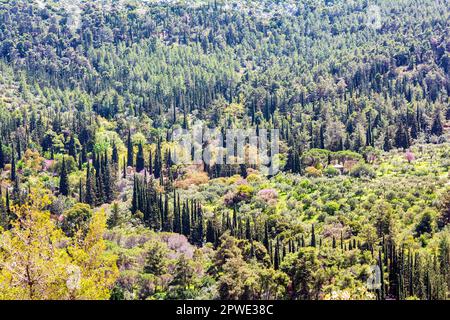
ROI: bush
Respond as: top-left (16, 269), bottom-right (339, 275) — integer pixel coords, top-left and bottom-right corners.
top-left (349, 163), bottom-right (376, 178)
top-left (324, 201), bottom-right (340, 215)
top-left (324, 166), bottom-right (340, 177)
top-left (305, 166), bottom-right (322, 178)
top-left (61, 203), bottom-right (93, 237)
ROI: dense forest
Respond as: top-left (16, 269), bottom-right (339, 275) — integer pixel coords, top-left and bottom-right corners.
top-left (0, 0), bottom-right (449, 300)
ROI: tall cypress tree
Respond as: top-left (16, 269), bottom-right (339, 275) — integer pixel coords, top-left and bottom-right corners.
top-left (103, 151), bottom-right (114, 203)
top-left (182, 201), bottom-right (190, 237)
top-left (122, 156), bottom-right (127, 178)
top-left (10, 147), bottom-right (16, 181)
top-left (68, 135), bottom-right (77, 158)
top-left (263, 221), bottom-right (270, 250)
top-left (148, 149), bottom-right (153, 176)
top-left (127, 129), bottom-right (133, 167)
top-left (206, 219), bottom-right (216, 244)
top-left (310, 224), bottom-right (316, 247)
top-left (162, 193), bottom-right (171, 231)
top-left (85, 161), bottom-right (95, 206)
top-left (59, 157), bottom-right (69, 196)
top-left (431, 111), bottom-right (443, 136)
top-left (274, 238), bottom-right (280, 270)
top-left (131, 175), bottom-right (138, 214)
top-left (78, 178), bottom-right (83, 203)
top-left (0, 140), bottom-right (4, 169)
top-left (173, 192), bottom-right (181, 233)
top-left (136, 143), bottom-right (145, 172)
top-left (112, 141), bottom-right (119, 164)
top-left (379, 250), bottom-right (385, 300)
top-left (245, 218), bottom-right (252, 240)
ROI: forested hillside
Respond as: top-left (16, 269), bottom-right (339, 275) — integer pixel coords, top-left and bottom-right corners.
top-left (0, 0), bottom-right (449, 300)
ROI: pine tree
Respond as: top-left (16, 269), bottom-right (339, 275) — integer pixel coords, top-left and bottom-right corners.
top-left (59, 157), bottom-right (69, 196)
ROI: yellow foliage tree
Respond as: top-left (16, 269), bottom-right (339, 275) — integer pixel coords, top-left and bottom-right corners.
top-left (0, 196), bottom-right (118, 300)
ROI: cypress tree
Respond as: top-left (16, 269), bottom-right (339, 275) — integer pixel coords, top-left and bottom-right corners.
top-left (148, 149), bottom-right (153, 176)
top-left (136, 143), bottom-right (145, 172)
top-left (232, 206), bottom-right (237, 236)
top-left (162, 193), bottom-right (171, 231)
top-left (198, 206), bottom-right (204, 242)
top-left (431, 111), bottom-right (443, 136)
top-left (182, 201), bottom-right (191, 237)
top-left (206, 220), bottom-right (215, 244)
top-left (310, 224), bottom-right (316, 247)
top-left (81, 145), bottom-right (87, 164)
top-left (127, 129), bottom-right (133, 167)
top-left (95, 156), bottom-right (104, 204)
top-left (16, 139), bottom-right (21, 160)
top-left (78, 178), bottom-right (83, 203)
top-left (131, 175), bottom-right (138, 214)
top-left (245, 218), bottom-right (252, 240)
top-left (154, 139), bottom-right (162, 179)
top-left (112, 141), bottom-right (119, 164)
top-left (263, 221), bottom-right (270, 250)
top-left (78, 153), bottom-right (83, 170)
top-left (59, 157), bottom-right (69, 196)
top-left (0, 140), bottom-right (4, 169)
top-left (10, 147), bottom-right (16, 181)
top-left (274, 238), bottom-right (280, 270)
top-left (68, 135), bottom-right (77, 158)
top-left (173, 192), bottom-right (181, 233)
top-left (5, 189), bottom-right (10, 216)
top-left (103, 152), bottom-right (114, 203)
top-left (85, 161), bottom-right (95, 206)
top-left (122, 156), bottom-right (126, 178)
top-left (379, 250), bottom-right (385, 300)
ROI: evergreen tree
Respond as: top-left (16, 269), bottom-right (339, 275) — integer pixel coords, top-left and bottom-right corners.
top-left (85, 161), bottom-right (95, 206)
top-left (68, 135), bottom-right (77, 158)
top-left (310, 224), bottom-right (316, 247)
top-left (0, 140), bottom-right (4, 169)
top-left (127, 129), bottom-right (133, 167)
top-left (112, 142), bottom-right (119, 164)
top-left (136, 143), bottom-right (145, 172)
top-left (182, 201), bottom-right (191, 237)
top-left (431, 111), bottom-right (443, 136)
top-left (173, 192), bottom-right (181, 233)
top-left (59, 157), bottom-right (69, 196)
top-left (10, 147), bottom-right (16, 181)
